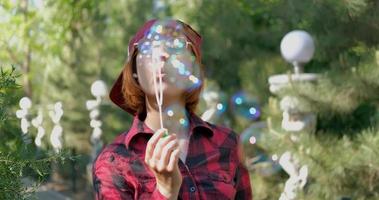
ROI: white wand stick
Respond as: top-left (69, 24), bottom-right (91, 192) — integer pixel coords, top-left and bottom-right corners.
top-left (152, 46), bottom-right (164, 131)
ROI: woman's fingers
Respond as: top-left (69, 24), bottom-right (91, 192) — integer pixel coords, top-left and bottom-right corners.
top-left (167, 148), bottom-right (180, 172)
top-left (152, 134), bottom-right (176, 163)
top-left (145, 129), bottom-right (166, 163)
top-left (145, 128), bottom-right (181, 174)
top-left (157, 140), bottom-right (179, 172)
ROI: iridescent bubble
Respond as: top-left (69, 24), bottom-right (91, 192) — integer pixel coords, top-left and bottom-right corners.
top-left (200, 83), bottom-right (228, 122)
top-left (231, 91), bottom-right (261, 121)
top-left (246, 152), bottom-right (282, 176)
top-left (240, 121), bottom-right (266, 145)
top-left (136, 19), bottom-right (202, 91)
top-left (165, 50), bottom-right (202, 90)
top-left (239, 122), bottom-right (281, 176)
top-left (163, 103), bottom-right (189, 135)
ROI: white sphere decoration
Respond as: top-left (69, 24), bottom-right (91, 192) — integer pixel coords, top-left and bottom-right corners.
top-left (86, 100), bottom-right (99, 110)
top-left (19, 97), bottom-right (32, 109)
top-left (280, 30), bottom-right (315, 64)
top-left (91, 80), bottom-right (107, 97)
top-left (87, 79), bottom-right (107, 163)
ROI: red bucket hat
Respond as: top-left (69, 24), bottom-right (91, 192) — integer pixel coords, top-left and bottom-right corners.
top-left (109, 19), bottom-right (202, 115)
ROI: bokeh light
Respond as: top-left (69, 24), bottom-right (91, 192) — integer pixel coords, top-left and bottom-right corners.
top-left (231, 91), bottom-right (261, 121)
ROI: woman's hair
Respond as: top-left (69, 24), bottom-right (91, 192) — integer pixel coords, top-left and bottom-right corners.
top-left (121, 24), bottom-right (204, 116)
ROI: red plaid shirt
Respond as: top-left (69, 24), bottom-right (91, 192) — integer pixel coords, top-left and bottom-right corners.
top-left (92, 113), bottom-right (252, 199)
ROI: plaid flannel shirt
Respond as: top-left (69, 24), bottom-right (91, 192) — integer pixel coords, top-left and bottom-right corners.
top-left (93, 113), bottom-right (252, 199)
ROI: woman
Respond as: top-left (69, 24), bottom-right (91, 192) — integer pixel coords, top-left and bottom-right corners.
top-left (93, 19), bottom-right (252, 200)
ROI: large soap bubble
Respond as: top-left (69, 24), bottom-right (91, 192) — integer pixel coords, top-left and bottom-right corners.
top-left (136, 19), bottom-right (202, 91)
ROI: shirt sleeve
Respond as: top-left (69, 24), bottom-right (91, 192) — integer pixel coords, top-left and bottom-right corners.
top-left (93, 151), bottom-right (169, 200)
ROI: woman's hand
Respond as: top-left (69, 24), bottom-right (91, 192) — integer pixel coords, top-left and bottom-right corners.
top-left (145, 129), bottom-right (182, 199)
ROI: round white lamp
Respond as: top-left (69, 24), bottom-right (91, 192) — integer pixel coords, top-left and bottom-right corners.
top-left (280, 30), bottom-right (315, 74)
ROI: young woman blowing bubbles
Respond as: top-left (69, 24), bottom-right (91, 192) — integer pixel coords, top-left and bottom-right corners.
top-left (93, 19), bottom-right (252, 200)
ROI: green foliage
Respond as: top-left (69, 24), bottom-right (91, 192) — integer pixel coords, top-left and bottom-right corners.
top-left (256, 124), bottom-right (379, 199)
top-left (0, 66), bottom-right (71, 199)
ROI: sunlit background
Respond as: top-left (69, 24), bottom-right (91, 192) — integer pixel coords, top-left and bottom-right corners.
top-left (1, 0), bottom-right (379, 199)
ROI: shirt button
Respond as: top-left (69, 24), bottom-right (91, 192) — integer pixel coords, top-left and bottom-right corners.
top-left (190, 186), bottom-right (196, 192)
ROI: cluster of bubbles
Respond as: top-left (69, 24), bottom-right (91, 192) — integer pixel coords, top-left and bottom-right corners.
top-left (162, 88), bottom-right (279, 176)
top-left (136, 19), bottom-right (202, 91)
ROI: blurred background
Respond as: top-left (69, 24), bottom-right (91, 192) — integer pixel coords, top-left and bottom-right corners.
top-left (1, 0), bottom-right (379, 199)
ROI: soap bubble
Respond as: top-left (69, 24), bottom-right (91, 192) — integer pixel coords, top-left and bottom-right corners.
top-left (200, 81), bottom-right (228, 122)
top-left (246, 152), bottom-right (282, 176)
top-left (165, 50), bottom-right (202, 90)
top-left (231, 91), bottom-right (261, 121)
top-left (136, 19), bottom-right (202, 91)
top-left (240, 121), bottom-right (266, 145)
top-left (163, 103), bottom-right (190, 135)
top-left (238, 122), bottom-right (281, 176)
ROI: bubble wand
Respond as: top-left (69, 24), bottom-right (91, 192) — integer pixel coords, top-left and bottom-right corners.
top-left (152, 44), bottom-right (166, 134)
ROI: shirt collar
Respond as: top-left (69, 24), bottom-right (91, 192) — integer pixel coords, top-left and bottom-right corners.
top-left (124, 112), bottom-right (214, 147)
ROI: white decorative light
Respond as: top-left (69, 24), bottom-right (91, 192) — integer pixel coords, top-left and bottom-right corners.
top-left (49, 102), bottom-right (64, 153)
top-left (87, 80), bottom-right (107, 160)
top-left (278, 151), bottom-right (308, 200)
top-left (16, 97), bottom-right (32, 136)
top-left (280, 30), bottom-right (315, 74)
top-left (91, 80), bottom-right (107, 97)
top-left (31, 108), bottom-right (45, 147)
top-left (19, 97), bottom-right (32, 109)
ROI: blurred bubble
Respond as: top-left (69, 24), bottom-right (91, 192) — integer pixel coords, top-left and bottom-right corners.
top-left (200, 83), bottom-right (228, 122)
top-left (136, 19), bottom-right (202, 91)
top-left (245, 152), bottom-right (282, 176)
top-left (165, 50), bottom-right (202, 90)
top-left (163, 103), bottom-right (189, 134)
top-left (231, 91), bottom-right (261, 121)
top-left (240, 121), bottom-right (266, 145)
top-left (239, 122), bottom-right (281, 176)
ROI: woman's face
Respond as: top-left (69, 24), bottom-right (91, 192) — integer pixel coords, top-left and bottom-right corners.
top-left (135, 36), bottom-right (198, 99)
